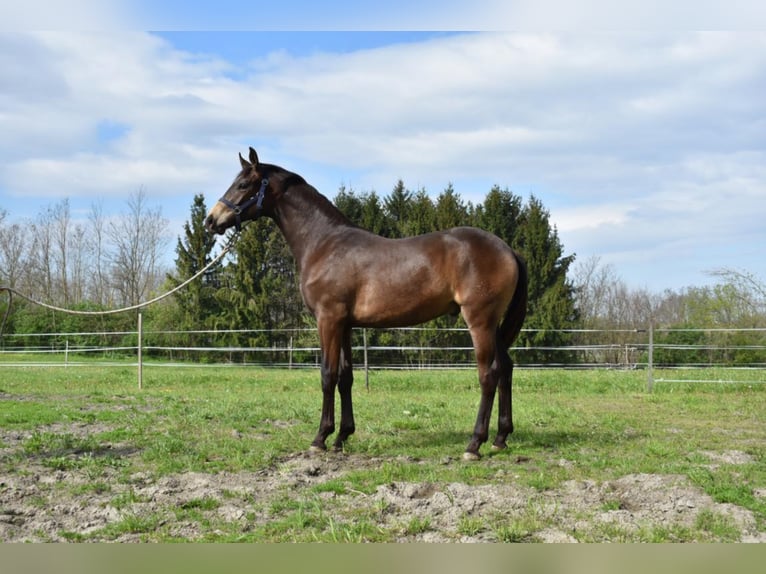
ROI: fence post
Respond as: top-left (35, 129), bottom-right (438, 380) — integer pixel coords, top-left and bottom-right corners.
top-left (363, 328), bottom-right (369, 391)
top-left (646, 322), bottom-right (654, 393)
top-left (137, 312), bottom-right (143, 390)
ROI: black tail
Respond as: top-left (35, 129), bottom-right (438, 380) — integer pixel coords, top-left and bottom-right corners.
top-left (499, 250), bottom-right (528, 349)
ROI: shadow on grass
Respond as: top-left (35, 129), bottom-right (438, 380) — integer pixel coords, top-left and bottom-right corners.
top-left (366, 423), bottom-right (642, 459)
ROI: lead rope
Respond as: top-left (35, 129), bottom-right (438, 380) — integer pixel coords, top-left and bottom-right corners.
top-left (0, 227), bottom-right (244, 338)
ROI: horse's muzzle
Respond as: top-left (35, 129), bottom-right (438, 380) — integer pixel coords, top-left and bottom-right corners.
top-left (205, 206), bottom-right (229, 235)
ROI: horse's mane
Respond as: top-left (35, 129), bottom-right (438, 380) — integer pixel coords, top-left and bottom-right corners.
top-left (268, 164), bottom-right (356, 228)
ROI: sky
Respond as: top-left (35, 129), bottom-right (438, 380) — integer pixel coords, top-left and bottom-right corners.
top-left (1, 1), bottom-right (765, 292)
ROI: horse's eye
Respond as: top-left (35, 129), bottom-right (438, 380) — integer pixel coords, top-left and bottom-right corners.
top-left (237, 181), bottom-right (248, 190)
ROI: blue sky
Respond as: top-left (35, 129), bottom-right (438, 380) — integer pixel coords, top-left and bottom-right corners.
top-left (2, 2), bottom-right (766, 292)
top-left (154, 31), bottom-right (462, 75)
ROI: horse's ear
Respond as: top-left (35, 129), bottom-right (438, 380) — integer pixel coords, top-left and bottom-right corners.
top-left (248, 147), bottom-right (259, 169)
top-left (239, 152), bottom-right (251, 170)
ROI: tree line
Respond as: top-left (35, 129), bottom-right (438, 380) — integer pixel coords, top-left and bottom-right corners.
top-left (2, 181), bottom-right (764, 366)
top-left (161, 181), bottom-right (578, 365)
top-left (572, 257), bottom-right (766, 366)
top-left (0, 189), bottom-right (168, 338)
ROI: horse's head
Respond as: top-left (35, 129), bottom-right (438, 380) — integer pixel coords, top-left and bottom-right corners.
top-left (206, 147), bottom-right (272, 235)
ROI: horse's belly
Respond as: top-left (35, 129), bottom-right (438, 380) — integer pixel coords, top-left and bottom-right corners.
top-left (351, 286), bottom-right (455, 328)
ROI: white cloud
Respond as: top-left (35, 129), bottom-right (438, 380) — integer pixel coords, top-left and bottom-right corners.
top-left (0, 30), bottom-right (764, 290)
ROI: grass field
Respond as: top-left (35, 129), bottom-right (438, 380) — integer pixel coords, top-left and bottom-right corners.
top-left (0, 365), bottom-right (764, 542)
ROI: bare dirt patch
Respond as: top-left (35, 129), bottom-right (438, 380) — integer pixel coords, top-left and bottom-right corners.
top-left (1, 422), bottom-right (764, 542)
top-left (700, 450), bottom-right (756, 467)
top-left (368, 473), bottom-right (763, 542)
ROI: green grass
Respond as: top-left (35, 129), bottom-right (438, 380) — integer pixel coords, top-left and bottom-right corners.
top-left (0, 365), bottom-right (764, 542)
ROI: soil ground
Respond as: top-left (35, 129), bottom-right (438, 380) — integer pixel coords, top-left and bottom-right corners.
top-left (1, 420), bottom-right (764, 542)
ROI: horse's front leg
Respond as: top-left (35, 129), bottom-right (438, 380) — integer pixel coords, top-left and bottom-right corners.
top-left (333, 325), bottom-right (355, 451)
top-left (310, 318), bottom-right (343, 452)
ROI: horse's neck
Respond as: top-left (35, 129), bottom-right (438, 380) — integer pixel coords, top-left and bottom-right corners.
top-left (272, 185), bottom-right (352, 271)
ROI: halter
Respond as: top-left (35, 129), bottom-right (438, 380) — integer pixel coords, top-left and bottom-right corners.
top-left (217, 177), bottom-right (269, 231)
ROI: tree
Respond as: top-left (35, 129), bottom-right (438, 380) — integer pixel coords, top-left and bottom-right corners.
top-left (359, 191), bottom-right (390, 236)
top-left (217, 218), bottom-right (306, 356)
top-left (68, 223), bottom-right (87, 304)
top-left (0, 210), bottom-right (28, 290)
top-left (27, 205), bottom-right (54, 302)
top-left (434, 183), bottom-right (471, 229)
top-left (334, 188), bottom-right (391, 236)
top-left (670, 271), bottom-right (766, 366)
top-left (475, 186), bottom-right (523, 248)
top-left (86, 201), bottom-right (110, 306)
top-left (50, 199), bottom-right (71, 305)
top-left (108, 188), bottom-right (169, 307)
top-left (516, 195), bottom-right (578, 362)
top-left (169, 193), bottom-right (221, 331)
top-left (401, 188), bottom-right (436, 236)
top-left (383, 180), bottom-right (413, 238)
top-left (572, 255), bottom-right (612, 328)
top-left (708, 268), bottom-right (766, 320)
top-left (333, 186), bottom-right (364, 225)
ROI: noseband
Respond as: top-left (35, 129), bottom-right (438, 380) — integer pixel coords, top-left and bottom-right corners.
top-left (217, 178), bottom-right (269, 231)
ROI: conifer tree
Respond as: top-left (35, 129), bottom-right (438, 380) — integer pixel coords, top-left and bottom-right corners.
top-left (169, 193), bottom-right (221, 330)
top-left (475, 186), bottom-right (523, 248)
top-left (220, 218), bottom-right (305, 355)
top-left (402, 188), bottom-right (436, 236)
top-left (359, 191), bottom-right (390, 236)
top-left (435, 183), bottom-right (471, 229)
top-left (516, 195), bottom-right (578, 362)
top-left (384, 180), bottom-right (413, 238)
top-left (333, 186), bottom-right (364, 225)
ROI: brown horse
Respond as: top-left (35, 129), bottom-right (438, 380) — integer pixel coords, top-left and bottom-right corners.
top-left (206, 148), bottom-right (527, 460)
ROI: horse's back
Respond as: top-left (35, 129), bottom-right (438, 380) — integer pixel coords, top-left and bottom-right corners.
top-left (442, 226), bottom-right (516, 257)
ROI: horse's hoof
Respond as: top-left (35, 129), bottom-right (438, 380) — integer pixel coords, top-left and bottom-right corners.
top-left (462, 451), bottom-right (481, 462)
top-left (491, 443), bottom-right (507, 452)
top-left (308, 445), bottom-right (326, 455)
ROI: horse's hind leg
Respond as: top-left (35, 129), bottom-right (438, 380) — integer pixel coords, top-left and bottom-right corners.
top-left (464, 321), bottom-right (500, 460)
top-left (491, 344), bottom-right (514, 451)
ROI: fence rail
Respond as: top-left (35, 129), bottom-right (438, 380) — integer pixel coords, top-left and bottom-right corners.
top-left (2, 321), bottom-right (765, 389)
